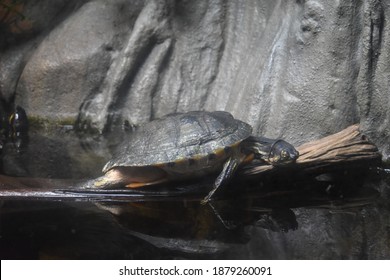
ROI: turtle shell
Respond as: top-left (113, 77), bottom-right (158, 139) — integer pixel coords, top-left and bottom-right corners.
top-left (102, 111), bottom-right (252, 173)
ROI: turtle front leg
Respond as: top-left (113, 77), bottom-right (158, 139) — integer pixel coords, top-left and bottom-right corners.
top-left (201, 157), bottom-right (240, 205)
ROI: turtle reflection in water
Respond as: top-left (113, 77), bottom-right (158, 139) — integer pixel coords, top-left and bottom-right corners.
top-left (86, 111), bottom-right (299, 204)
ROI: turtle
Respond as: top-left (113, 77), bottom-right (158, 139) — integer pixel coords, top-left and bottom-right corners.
top-left (87, 111), bottom-right (299, 204)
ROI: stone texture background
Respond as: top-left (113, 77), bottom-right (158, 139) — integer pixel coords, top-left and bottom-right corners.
top-left (1, 0), bottom-right (389, 159)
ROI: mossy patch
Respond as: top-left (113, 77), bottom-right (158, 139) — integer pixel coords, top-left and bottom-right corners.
top-left (28, 116), bottom-right (77, 132)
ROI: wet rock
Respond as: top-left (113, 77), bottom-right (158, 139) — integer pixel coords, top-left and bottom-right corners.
top-left (357, 0), bottom-right (390, 162)
top-left (0, 45), bottom-right (30, 102)
top-left (0, 0), bottom-right (83, 99)
top-left (15, 0), bottom-right (140, 122)
top-left (77, 0), bottom-right (173, 132)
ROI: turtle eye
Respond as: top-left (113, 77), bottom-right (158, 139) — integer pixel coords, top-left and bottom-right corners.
top-left (281, 150), bottom-right (288, 159)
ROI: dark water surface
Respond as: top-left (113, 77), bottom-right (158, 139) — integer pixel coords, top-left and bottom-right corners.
top-left (1, 128), bottom-right (389, 259)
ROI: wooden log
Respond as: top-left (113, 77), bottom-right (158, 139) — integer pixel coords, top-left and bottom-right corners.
top-left (243, 124), bottom-right (381, 176)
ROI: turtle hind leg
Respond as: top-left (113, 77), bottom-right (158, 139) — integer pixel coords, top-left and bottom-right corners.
top-left (126, 178), bottom-right (169, 188)
top-left (200, 157), bottom-right (240, 205)
top-left (90, 166), bottom-right (168, 189)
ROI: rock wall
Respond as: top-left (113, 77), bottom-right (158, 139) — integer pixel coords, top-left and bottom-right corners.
top-left (1, 0), bottom-right (389, 159)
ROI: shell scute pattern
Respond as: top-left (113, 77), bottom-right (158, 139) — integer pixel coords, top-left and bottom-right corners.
top-left (102, 111), bottom-right (252, 173)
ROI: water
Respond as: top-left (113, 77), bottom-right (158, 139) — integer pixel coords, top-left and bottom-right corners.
top-left (0, 127), bottom-right (389, 259)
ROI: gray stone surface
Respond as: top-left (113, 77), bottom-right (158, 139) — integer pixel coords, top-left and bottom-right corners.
top-left (0, 0), bottom-right (83, 100)
top-left (15, 1), bottom-right (127, 121)
top-left (1, 0), bottom-right (389, 159)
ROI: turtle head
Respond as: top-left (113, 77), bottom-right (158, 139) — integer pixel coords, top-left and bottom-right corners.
top-left (267, 140), bottom-right (299, 165)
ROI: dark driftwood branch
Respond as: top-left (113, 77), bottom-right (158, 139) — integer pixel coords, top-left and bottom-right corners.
top-left (243, 124), bottom-right (381, 176)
